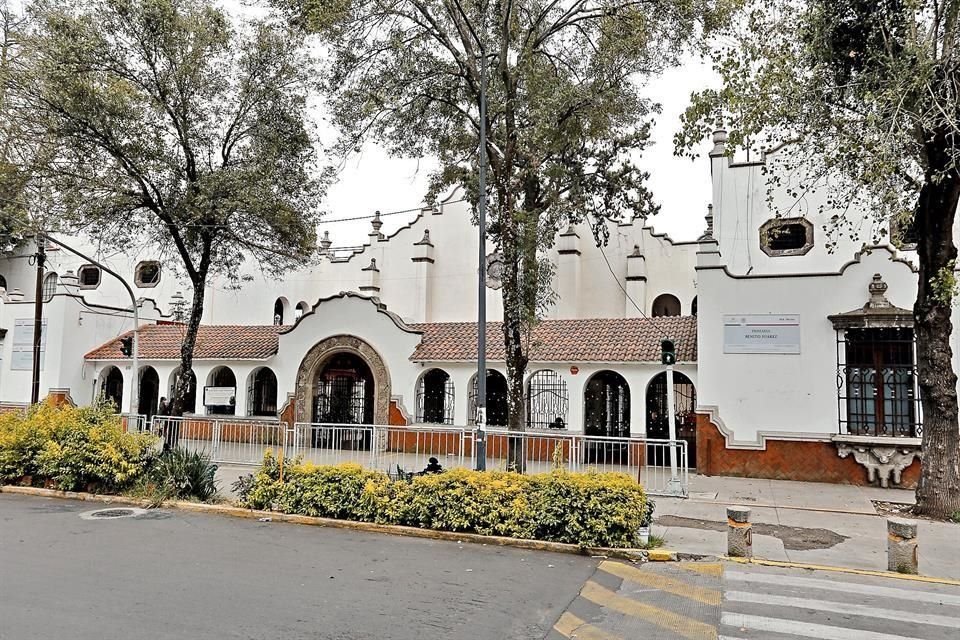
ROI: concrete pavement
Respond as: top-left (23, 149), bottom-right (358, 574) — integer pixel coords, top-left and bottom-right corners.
top-left (652, 475), bottom-right (960, 580)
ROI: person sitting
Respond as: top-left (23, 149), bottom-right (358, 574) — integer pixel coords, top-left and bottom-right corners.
top-left (423, 457), bottom-right (443, 474)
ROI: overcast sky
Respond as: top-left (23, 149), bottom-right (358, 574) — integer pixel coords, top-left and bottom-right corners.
top-left (322, 57), bottom-right (718, 247)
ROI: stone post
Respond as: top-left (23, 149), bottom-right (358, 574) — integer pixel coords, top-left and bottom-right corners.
top-left (887, 518), bottom-right (918, 574)
top-left (727, 506), bottom-right (752, 558)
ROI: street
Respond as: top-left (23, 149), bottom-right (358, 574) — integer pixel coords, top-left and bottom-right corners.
top-left (2, 493), bottom-right (960, 639)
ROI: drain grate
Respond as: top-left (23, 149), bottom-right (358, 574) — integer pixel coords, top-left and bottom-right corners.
top-left (79, 507), bottom-right (148, 520)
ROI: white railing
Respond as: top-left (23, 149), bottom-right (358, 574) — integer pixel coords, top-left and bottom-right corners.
top-left (141, 418), bottom-right (688, 496)
top-left (118, 413), bottom-right (149, 433)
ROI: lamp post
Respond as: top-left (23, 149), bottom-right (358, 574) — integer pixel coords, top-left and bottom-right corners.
top-left (475, 46), bottom-right (488, 472)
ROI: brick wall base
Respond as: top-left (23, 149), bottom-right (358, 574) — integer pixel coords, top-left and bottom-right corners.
top-left (695, 413), bottom-right (921, 488)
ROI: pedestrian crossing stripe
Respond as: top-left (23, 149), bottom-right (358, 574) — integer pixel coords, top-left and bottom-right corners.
top-left (552, 611), bottom-right (622, 640)
top-left (720, 612), bottom-right (926, 640)
top-left (580, 580), bottom-right (718, 640)
top-left (599, 560), bottom-right (722, 606)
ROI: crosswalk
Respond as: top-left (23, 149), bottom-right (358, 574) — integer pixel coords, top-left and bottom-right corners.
top-left (550, 561), bottom-right (960, 640)
top-left (719, 567), bottom-right (960, 640)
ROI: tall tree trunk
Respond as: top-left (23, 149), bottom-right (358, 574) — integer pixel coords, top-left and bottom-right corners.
top-left (501, 219), bottom-right (528, 473)
top-left (913, 163), bottom-right (960, 519)
top-left (171, 277), bottom-right (206, 418)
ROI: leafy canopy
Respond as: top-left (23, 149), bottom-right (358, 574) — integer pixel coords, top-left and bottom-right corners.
top-left (14, 0), bottom-right (326, 285)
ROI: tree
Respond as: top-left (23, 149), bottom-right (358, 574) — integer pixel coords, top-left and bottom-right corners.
top-left (12, 0), bottom-right (326, 415)
top-left (278, 0), bottom-right (723, 467)
top-left (677, 0), bottom-right (960, 518)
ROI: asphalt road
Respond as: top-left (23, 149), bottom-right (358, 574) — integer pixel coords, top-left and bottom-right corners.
top-left (0, 494), bottom-right (598, 640)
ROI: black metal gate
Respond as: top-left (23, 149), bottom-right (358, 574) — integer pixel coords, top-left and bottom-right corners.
top-left (526, 370), bottom-right (569, 429)
top-left (646, 371), bottom-right (696, 467)
top-left (583, 371), bottom-right (630, 464)
top-left (312, 353), bottom-right (374, 450)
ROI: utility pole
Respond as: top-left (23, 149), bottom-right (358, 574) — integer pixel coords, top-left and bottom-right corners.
top-left (475, 46), bottom-right (488, 472)
top-left (29, 232), bottom-right (45, 404)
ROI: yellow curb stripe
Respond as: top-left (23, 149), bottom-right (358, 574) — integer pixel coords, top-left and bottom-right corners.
top-left (552, 611), bottom-right (622, 640)
top-left (676, 562), bottom-right (724, 578)
top-left (580, 581), bottom-right (718, 640)
top-left (722, 556), bottom-right (960, 587)
top-left (599, 560), bottom-right (721, 606)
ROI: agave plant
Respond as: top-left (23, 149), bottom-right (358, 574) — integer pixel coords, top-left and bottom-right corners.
top-left (151, 448), bottom-right (219, 502)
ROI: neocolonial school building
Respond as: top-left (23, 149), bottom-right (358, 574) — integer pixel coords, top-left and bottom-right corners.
top-left (0, 132), bottom-right (948, 488)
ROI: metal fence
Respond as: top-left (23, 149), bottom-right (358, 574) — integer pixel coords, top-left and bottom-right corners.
top-left (141, 417), bottom-right (688, 496)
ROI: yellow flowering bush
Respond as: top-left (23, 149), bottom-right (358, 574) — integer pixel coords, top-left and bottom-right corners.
top-left (0, 403), bottom-right (156, 491)
top-left (238, 454), bottom-right (647, 548)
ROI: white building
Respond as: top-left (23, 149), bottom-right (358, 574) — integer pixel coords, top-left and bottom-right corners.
top-left (0, 132), bottom-right (949, 488)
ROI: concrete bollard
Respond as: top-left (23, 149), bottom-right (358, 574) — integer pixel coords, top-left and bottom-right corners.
top-left (887, 518), bottom-right (919, 574)
top-left (727, 506), bottom-right (753, 558)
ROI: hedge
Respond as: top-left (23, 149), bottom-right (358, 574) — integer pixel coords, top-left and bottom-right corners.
top-left (0, 403), bottom-right (156, 492)
top-left (238, 452), bottom-right (648, 548)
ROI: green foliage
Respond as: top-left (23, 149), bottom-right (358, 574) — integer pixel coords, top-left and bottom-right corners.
top-left (950, 510), bottom-right (960, 524)
top-left (148, 448), bottom-right (219, 502)
top-left (0, 403), bottom-right (156, 491)
top-left (239, 454), bottom-right (648, 548)
top-left (11, 0), bottom-right (328, 414)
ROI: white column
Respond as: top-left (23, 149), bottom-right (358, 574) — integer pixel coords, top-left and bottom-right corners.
top-left (411, 230), bottom-right (435, 322)
top-left (556, 226), bottom-right (581, 318)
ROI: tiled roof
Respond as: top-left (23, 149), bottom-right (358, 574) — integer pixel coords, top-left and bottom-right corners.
top-left (85, 323), bottom-right (287, 361)
top-left (410, 316), bottom-right (697, 363)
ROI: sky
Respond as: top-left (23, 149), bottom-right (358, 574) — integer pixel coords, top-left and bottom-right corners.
top-left (321, 57), bottom-right (719, 247)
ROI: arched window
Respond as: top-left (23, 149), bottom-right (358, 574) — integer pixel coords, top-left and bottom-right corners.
top-left (0, 274), bottom-right (8, 290)
top-left (295, 301), bottom-right (309, 321)
top-left (416, 368), bottom-right (454, 424)
top-left (138, 366), bottom-right (160, 418)
top-left (247, 367), bottom-right (278, 416)
top-left (99, 366), bottom-right (124, 410)
top-left (651, 293), bottom-right (681, 317)
top-left (169, 367), bottom-right (197, 414)
top-left (273, 298), bottom-right (286, 325)
top-left (646, 371), bottom-right (697, 467)
top-left (468, 370), bottom-right (509, 427)
top-left (583, 371), bottom-right (630, 438)
top-left (526, 370), bottom-right (568, 429)
top-left (206, 366), bottom-right (237, 415)
top-left (691, 296), bottom-right (698, 316)
top-left (42, 272), bottom-right (58, 302)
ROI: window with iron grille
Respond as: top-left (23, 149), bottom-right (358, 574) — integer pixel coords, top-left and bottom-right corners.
top-left (78, 265), bottom-right (101, 289)
top-left (837, 328), bottom-right (921, 437)
top-left (416, 368), bottom-right (454, 424)
top-left (135, 261), bottom-right (161, 288)
top-left (248, 367), bottom-right (278, 416)
top-left (526, 370), bottom-right (568, 429)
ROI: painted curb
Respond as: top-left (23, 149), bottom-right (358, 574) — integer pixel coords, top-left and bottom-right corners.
top-left (0, 485), bottom-right (651, 561)
top-left (721, 555), bottom-right (960, 586)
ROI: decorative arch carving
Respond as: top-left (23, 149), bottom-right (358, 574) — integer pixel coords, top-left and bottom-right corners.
top-left (294, 335), bottom-right (391, 424)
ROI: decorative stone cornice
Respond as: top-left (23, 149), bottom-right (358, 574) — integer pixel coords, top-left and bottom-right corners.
top-left (834, 435), bottom-right (921, 488)
top-left (828, 273), bottom-right (914, 329)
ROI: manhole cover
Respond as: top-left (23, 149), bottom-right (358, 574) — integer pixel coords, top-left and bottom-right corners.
top-left (79, 507), bottom-right (148, 520)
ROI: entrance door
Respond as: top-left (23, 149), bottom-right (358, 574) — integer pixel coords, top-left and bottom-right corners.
top-left (583, 371), bottom-right (631, 464)
top-left (312, 353), bottom-right (374, 450)
top-left (645, 372), bottom-right (697, 468)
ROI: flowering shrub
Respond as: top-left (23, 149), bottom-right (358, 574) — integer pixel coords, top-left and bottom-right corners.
top-left (238, 452), bottom-right (647, 548)
top-left (0, 403), bottom-right (156, 492)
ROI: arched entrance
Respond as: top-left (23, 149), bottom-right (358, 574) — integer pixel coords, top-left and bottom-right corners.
top-left (294, 335), bottom-right (391, 426)
top-left (646, 371), bottom-right (697, 468)
top-left (583, 371), bottom-right (631, 463)
top-left (138, 366), bottom-right (160, 418)
top-left (99, 366), bottom-right (123, 410)
top-left (313, 353), bottom-right (374, 424)
top-left (468, 370), bottom-right (509, 427)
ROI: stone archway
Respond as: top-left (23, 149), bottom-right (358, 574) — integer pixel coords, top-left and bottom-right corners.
top-left (294, 335), bottom-right (391, 425)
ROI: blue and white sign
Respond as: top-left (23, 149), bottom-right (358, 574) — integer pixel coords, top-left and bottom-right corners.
top-left (723, 314), bottom-right (801, 354)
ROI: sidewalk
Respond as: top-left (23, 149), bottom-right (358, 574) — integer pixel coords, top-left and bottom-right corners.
top-left (654, 475), bottom-right (960, 580)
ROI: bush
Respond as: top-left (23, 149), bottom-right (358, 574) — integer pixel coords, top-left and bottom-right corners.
top-left (0, 403), bottom-right (156, 492)
top-left (239, 454), bottom-right (647, 548)
top-left (148, 448), bottom-right (219, 502)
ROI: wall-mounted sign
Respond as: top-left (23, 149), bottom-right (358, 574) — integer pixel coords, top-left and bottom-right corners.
top-left (723, 314), bottom-right (801, 354)
top-left (569, 366), bottom-right (579, 375)
top-left (203, 386), bottom-right (236, 407)
top-left (11, 319), bottom-right (47, 371)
